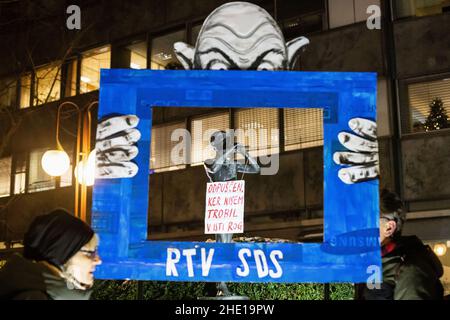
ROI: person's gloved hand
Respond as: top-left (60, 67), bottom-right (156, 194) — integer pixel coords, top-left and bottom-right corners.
top-left (333, 118), bottom-right (379, 184)
top-left (95, 115), bottom-right (141, 179)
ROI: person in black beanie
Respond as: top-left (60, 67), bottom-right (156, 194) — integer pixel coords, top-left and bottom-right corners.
top-left (0, 209), bottom-right (101, 300)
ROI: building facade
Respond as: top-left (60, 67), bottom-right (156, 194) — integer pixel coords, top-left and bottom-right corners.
top-left (0, 0), bottom-right (450, 290)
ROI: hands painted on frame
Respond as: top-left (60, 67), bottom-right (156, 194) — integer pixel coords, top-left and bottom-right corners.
top-left (95, 115), bottom-right (141, 179)
top-left (333, 118), bottom-right (379, 184)
top-left (93, 115), bottom-right (378, 184)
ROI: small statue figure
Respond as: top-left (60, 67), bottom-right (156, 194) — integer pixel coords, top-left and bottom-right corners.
top-left (203, 130), bottom-right (260, 297)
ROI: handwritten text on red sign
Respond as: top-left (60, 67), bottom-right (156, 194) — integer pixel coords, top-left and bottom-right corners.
top-left (205, 180), bottom-right (245, 234)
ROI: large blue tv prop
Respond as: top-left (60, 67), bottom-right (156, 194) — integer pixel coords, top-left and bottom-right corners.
top-left (93, 70), bottom-right (380, 283)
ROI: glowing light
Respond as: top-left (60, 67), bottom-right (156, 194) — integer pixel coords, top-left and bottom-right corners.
top-left (130, 62), bottom-right (141, 69)
top-left (155, 52), bottom-right (172, 61)
top-left (81, 76), bottom-right (91, 83)
top-left (433, 243), bottom-right (447, 257)
top-left (75, 150), bottom-right (96, 186)
top-left (41, 150), bottom-right (70, 176)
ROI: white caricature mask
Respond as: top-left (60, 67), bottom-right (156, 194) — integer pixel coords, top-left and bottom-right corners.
top-left (174, 2), bottom-right (309, 71)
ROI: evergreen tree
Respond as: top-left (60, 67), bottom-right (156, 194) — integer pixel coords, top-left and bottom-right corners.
top-left (424, 97), bottom-right (449, 131)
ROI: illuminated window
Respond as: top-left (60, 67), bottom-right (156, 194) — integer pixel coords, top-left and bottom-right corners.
top-left (151, 30), bottom-right (185, 70)
top-left (191, 112), bottom-right (230, 166)
top-left (28, 148), bottom-right (56, 193)
top-left (34, 64), bottom-right (61, 106)
top-left (20, 73), bottom-right (31, 109)
top-left (13, 154), bottom-right (26, 195)
top-left (80, 46), bottom-right (111, 93)
top-left (65, 60), bottom-right (78, 97)
top-left (150, 122), bottom-right (187, 172)
top-left (113, 41), bottom-right (147, 69)
top-left (234, 108), bottom-right (279, 158)
top-left (0, 78), bottom-right (17, 110)
top-left (396, 0), bottom-right (450, 18)
top-left (284, 109), bottom-right (323, 151)
top-left (128, 41), bottom-right (147, 69)
top-left (0, 157), bottom-right (11, 198)
top-left (408, 78), bottom-right (450, 133)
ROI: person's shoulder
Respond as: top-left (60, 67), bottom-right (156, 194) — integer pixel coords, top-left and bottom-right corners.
top-left (399, 236), bottom-right (444, 277)
top-left (398, 235), bottom-right (423, 246)
top-left (396, 236), bottom-right (426, 255)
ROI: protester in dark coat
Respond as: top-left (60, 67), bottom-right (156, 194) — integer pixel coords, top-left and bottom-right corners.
top-left (0, 209), bottom-right (101, 300)
top-left (363, 190), bottom-right (444, 300)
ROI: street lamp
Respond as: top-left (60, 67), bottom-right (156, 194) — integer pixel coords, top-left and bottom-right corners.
top-left (41, 101), bottom-right (98, 222)
top-left (41, 150), bottom-right (70, 176)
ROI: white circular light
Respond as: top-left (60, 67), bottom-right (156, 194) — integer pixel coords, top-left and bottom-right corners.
top-left (41, 150), bottom-right (70, 176)
top-left (433, 243), bottom-right (447, 257)
top-left (74, 150), bottom-right (96, 186)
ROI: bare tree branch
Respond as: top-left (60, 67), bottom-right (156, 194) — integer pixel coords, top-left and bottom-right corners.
top-left (0, 2), bottom-right (99, 239)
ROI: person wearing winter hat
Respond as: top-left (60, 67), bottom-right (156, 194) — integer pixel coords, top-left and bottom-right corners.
top-left (362, 189), bottom-right (444, 300)
top-left (0, 209), bottom-right (101, 300)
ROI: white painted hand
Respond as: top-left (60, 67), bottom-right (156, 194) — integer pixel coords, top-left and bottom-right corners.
top-left (95, 115), bottom-right (141, 179)
top-left (333, 118), bottom-right (379, 184)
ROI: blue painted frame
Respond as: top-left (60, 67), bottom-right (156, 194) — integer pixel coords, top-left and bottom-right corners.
top-left (92, 69), bottom-right (380, 283)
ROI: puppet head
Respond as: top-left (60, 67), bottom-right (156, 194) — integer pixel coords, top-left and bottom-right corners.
top-left (174, 2), bottom-right (309, 71)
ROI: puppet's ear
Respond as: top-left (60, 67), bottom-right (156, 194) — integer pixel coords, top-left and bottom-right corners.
top-left (173, 42), bottom-right (195, 70)
top-left (286, 36), bottom-right (309, 70)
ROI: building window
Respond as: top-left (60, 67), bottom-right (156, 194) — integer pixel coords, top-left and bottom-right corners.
top-left (65, 59), bottom-right (78, 97)
top-left (234, 108), bottom-right (279, 158)
top-left (191, 112), bottom-right (230, 166)
top-left (80, 46), bottom-right (111, 94)
top-left (281, 13), bottom-right (324, 40)
top-left (284, 109), bottom-right (323, 151)
top-left (150, 122), bottom-right (187, 172)
top-left (0, 78), bottom-right (17, 110)
top-left (28, 148), bottom-right (56, 193)
top-left (396, 0), bottom-right (450, 18)
top-left (407, 78), bottom-right (450, 133)
top-left (328, 0), bottom-right (380, 29)
top-left (151, 30), bottom-right (185, 70)
top-left (113, 41), bottom-right (148, 69)
top-left (13, 153), bottom-right (26, 195)
top-left (128, 41), bottom-right (147, 69)
top-left (277, 0), bottom-right (325, 38)
top-left (0, 157), bottom-right (11, 198)
top-left (377, 78), bottom-right (391, 137)
top-left (20, 73), bottom-right (32, 109)
top-left (34, 64), bottom-right (61, 106)
top-left (18, 64), bottom-right (62, 108)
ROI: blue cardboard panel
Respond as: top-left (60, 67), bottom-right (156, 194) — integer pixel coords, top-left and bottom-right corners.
top-left (92, 69), bottom-right (380, 283)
